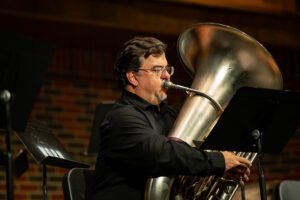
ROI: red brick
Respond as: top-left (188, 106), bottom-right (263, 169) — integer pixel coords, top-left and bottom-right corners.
top-left (15, 193), bottom-right (28, 200)
top-left (20, 185), bottom-right (39, 190)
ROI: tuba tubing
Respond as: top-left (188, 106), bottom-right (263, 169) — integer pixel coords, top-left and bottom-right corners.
top-left (162, 80), bottom-right (224, 113)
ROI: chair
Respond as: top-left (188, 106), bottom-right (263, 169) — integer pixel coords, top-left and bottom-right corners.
top-left (62, 168), bottom-right (95, 200)
top-left (274, 180), bottom-right (300, 200)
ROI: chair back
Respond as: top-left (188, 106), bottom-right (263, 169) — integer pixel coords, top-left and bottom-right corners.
top-left (62, 168), bottom-right (95, 200)
top-left (274, 180), bottom-right (300, 200)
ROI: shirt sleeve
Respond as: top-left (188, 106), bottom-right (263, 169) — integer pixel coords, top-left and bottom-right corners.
top-left (100, 105), bottom-right (225, 177)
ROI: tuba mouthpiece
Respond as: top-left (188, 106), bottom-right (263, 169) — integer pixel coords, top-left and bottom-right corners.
top-left (161, 80), bottom-right (173, 89)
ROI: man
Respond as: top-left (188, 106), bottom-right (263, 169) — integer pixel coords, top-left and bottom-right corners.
top-left (92, 36), bottom-right (251, 200)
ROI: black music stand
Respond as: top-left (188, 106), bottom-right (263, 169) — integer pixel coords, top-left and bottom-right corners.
top-left (0, 31), bottom-right (54, 200)
top-left (16, 120), bottom-right (90, 200)
top-left (200, 87), bottom-right (300, 200)
top-left (86, 103), bottom-right (114, 155)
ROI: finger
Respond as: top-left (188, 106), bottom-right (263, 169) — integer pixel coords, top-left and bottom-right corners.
top-left (239, 179), bottom-right (245, 186)
top-left (244, 167), bottom-right (250, 177)
top-left (234, 162), bottom-right (249, 170)
top-left (242, 173), bottom-right (249, 182)
top-left (237, 157), bottom-right (252, 167)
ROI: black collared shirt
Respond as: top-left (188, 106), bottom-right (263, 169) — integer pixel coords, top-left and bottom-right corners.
top-left (92, 90), bottom-right (225, 200)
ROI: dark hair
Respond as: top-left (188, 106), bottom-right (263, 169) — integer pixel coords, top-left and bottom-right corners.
top-left (114, 36), bottom-right (167, 89)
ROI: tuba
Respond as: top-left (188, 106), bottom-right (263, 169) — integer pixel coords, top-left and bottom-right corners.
top-left (145, 23), bottom-right (283, 200)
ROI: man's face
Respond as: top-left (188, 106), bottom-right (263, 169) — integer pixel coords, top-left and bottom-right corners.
top-left (134, 52), bottom-right (172, 105)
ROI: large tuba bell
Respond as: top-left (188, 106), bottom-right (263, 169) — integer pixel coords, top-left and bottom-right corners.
top-left (145, 23), bottom-right (283, 200)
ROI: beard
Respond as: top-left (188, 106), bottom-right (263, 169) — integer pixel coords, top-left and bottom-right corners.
top-left (157, 91), bottom-right (167, 103)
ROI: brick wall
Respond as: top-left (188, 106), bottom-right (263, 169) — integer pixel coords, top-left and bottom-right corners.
top-left (0, 47), bottom-right (121, 200)
top-left (1, 44), bottom-right (300, 200)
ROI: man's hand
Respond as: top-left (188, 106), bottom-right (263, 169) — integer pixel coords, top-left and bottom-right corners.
top-left (222, 151), bottom-right (252, 185)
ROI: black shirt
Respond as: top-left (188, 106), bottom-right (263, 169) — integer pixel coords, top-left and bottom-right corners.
top-left (92, 90), bottom-right (225, 200)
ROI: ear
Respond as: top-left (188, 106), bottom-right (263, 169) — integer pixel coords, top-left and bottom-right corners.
top-left (126, 71), bottom-right (138, 87)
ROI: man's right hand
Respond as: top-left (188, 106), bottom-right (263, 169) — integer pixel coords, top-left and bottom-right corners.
top-left (221, 151), bottom-right (252, 184)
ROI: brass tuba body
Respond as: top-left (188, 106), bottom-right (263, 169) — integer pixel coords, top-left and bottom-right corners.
top-left (145, 23), bottom-right (283, 200)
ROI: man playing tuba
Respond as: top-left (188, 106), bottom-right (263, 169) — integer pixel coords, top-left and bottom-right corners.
top-left (92, 36), bottom-right (251, 200)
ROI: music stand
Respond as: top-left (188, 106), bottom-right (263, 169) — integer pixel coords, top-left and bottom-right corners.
top-left (200, 87), bottom-right (300, 200)
top-left (86, 103), bottom-right (114, 155)
top-left (16, 120), bottom-right (90, 200)
top-left (0, 31), bottom-right (54, 200)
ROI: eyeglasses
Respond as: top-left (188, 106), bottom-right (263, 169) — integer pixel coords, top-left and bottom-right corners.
top-left (138, 66), bottom-right (174, 76)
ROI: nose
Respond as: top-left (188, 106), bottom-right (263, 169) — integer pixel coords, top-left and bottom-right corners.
top-left (161, 70), bottom-right (171, 81)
